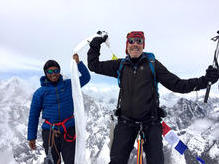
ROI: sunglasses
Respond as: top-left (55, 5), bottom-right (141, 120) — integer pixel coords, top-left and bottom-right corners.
top-left (127, 37), bottom-right (144, 45)
top-left (46, 69), bottom-right (60, 74)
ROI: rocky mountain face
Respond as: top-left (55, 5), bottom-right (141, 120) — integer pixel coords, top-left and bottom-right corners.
top-left (0, 77), bottom-right (219, 164)
top-left (162, 97), bottom-right (219, 164)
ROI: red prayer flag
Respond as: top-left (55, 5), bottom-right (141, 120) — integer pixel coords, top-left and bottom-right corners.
top-left (162, 121), bottom-right (171, 136)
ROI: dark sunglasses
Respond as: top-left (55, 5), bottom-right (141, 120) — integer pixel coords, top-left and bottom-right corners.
top-left (46, 69), bottom-right (60, 74)
top-left (128, 37), bottom-right (144, 45)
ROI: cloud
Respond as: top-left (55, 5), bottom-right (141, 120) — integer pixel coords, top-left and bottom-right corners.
top-left (0, 0), bottom-right (219, 78)
top-left (0, 47), bottom-right (43, 72)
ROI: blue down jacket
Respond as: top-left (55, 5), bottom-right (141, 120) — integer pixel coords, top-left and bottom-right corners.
top-left (27, 61), bottom-right (90, 140)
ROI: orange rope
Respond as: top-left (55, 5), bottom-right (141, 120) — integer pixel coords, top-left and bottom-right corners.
top-left (137, 137), bottom-right (144, 164)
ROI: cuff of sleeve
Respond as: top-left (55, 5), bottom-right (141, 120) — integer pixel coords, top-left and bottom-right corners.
top-left (196, 76), bottom-right (208, 90)
top-left (27, 136), bottom-right (37, 141)
top-left (77, 61), bottom-right (83, 66)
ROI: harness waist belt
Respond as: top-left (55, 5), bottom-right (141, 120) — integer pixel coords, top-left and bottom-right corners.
top-left (120, 115), bottom-right (152, 125)
top-left (45, 116), bottom-right (76, 142)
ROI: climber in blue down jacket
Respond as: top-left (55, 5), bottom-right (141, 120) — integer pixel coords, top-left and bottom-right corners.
top-left (27, 54), bottom-right (90, 164)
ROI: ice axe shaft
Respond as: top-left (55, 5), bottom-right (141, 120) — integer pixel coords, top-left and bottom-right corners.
top-left (204, 31), bottom-right (219, 103)
top-left (97, 31), bottom-right (118, 60)
top-left (204, 83), bottom-right (211, 103)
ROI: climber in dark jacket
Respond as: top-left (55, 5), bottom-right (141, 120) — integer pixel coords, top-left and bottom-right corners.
top-left (87, 31), bottom-right (219, 164)
top-left (27, 54), bottom-right (90, 164)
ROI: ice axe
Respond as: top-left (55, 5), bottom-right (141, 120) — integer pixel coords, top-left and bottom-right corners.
top-left (96, 31), bottom-right (118, 60)
top-left (204, 30), bottom-right (219, 103)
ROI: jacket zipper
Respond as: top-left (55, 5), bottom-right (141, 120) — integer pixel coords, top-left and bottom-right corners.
top-left (55, 87), bottom-right (61, 130)
top-left (130, 65), bottom-right (138, 114)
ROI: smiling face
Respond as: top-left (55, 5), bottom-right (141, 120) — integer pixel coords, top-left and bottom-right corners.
top-left (127, 39), bottom-right (144, 58)
top-left (125, 31), bottom-right (145, 58)
top-left (46, 66), bottom-right (60, 82)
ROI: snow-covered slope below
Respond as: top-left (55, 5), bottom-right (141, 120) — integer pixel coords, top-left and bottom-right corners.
top-left (0, 77), bottom-right (45, 164)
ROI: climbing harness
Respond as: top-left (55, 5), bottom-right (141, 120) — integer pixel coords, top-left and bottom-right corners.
top-left (44, 116), bottom-right (76, 164)
top-left (45, 116), bottom-right (76, 142)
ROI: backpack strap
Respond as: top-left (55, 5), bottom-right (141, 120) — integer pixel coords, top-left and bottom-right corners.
top-left (145, 53), bottom-right (161, 122)
top-left (145, 53), bottom-right (159, 96)
top-left (117, 58), bottom-right (126, 87)
top-left (115, 58), bottom-right (127, 116)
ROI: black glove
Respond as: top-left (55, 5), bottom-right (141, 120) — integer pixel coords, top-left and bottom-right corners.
top-left (89, 35), bottom-right (108, 52)
top-left (205, 65), bottom-right (219, 84)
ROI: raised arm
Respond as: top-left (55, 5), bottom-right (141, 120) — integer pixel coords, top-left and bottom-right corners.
top-left (156, 60), bottom-right (219, 93)
top-left (77, 61), bottom-right (91, 87)
top-left (87, 36), bottom-right (121, 78)
top-left (72, 53), bottom-right (91, 87)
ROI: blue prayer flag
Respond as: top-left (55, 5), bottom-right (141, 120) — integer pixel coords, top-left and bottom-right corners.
top-left (196, 157), bottom-right (205, 164)
top-left (175, 140), bottom-right (188, 155)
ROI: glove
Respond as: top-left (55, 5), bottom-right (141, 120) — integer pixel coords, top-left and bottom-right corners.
top-left (205, 65), bottom-right (219, 84)
top-left (89, 35), bottom-right (108, 52)
top-left (29, 140), bottom-right (36, 150)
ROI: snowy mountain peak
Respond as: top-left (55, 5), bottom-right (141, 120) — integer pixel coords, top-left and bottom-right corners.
top-left (0, 77), bottom-right (33, 104)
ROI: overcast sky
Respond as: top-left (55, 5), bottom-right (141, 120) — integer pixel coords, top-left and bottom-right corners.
top-left (0, 0), bottom-right (219, 79)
